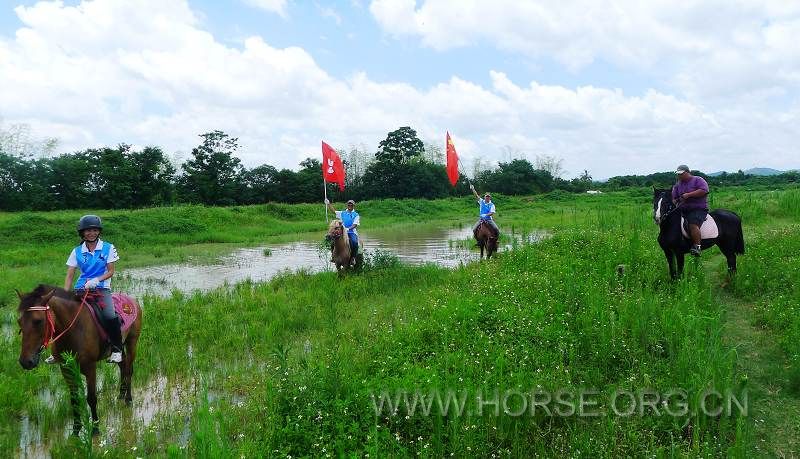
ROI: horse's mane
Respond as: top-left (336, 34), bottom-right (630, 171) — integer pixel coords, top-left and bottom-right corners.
top-left (17, 284), bottom-right (79, 311)
top-left (328, 219), bottom-right (343, 231)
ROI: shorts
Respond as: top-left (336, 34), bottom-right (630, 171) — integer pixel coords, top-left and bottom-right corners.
top-left (681, 208), bottom-right (708, 226)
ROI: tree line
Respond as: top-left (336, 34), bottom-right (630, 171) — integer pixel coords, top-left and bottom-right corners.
top-left (1, 123), bottom-right (797, 211)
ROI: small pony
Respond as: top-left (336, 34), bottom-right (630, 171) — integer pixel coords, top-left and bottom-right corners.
top-left (326, 219), bottom-right (355, 275)
top-left (474, 220), bottom-right (499, 259)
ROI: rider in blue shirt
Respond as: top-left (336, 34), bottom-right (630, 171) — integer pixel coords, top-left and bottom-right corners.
top-left (46, 215), bottom-right (123, 364)
top-left (470, 184), bottom-right (500, 236)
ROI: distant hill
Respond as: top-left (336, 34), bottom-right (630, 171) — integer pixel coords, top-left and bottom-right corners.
top-left (708, 167), bottom-right (787, 177)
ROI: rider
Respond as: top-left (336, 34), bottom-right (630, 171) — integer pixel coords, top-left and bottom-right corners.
top-left (671, 165), bottom-right (709, 257)
top-left (470, 183), bottom-right (500, 237)
top-left (46, 215), bottom-right (123, 364)
top-left (325, 198), bottom-right (360, 257)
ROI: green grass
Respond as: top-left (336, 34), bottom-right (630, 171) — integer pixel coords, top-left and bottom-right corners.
top-left (1, 185), bottom-right (799, 457)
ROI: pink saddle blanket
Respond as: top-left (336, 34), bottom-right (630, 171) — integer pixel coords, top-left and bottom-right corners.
top-left (85, 293), bottom-right (139, 342)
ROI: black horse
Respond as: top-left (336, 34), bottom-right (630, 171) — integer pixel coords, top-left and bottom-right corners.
top-left (652, 188), bottom-right (744, 279)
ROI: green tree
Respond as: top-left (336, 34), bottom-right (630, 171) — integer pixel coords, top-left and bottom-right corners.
top-left (178, 131), bottom-right (244, 205)
top-left (376, 127), bottom-right (424, 164)
top-left (478, 159), bottom-right (554, 195)
top-left (130, 146), bottom-right (175, 206)
top-left (242, 164), bottom-right (279, 204)
top-left (85, 146), bottom-right (136, 208)
top-left (0, 152), bottom-right (30, 210)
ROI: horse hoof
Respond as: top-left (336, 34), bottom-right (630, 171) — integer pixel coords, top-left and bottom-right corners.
top-left (92, 426), bottom-right (100, 436)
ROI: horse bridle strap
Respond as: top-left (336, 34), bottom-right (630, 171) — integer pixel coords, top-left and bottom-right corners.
top-left (660, 201), bottom-right (683, 222)
top-left (24, 290), bottom-right (90, 351)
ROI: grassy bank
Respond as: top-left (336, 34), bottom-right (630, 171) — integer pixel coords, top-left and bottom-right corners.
top-left (1, 185), bottom-right (799, 456)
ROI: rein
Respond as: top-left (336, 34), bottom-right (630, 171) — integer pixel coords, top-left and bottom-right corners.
top-left (658, 197), bottom-right (683, 224)
top-left (24, 290), bottom-right (91, 353)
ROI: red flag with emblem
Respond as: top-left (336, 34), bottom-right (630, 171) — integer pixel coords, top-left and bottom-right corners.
top-left (321, 141), bottom-right (345, 191)
top-left (446, 131), bottom-right (459, 186)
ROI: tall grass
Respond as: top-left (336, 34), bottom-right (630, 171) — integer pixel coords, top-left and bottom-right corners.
top-left (2, 185), bottom-right (798, 456)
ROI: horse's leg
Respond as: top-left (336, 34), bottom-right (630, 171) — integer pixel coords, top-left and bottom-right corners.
top-left (60, 366), bottom-right (83, 436)
top-left (718, 245), bottom-right (737, 275)
top-left (675, 251), bottom-right (686, 278)
top-left (120, 332), bottom-right (138, 404)
top-left (83, 362), bottom-right (100, 435)
top-left (663, 249), bottom-right (676, 279)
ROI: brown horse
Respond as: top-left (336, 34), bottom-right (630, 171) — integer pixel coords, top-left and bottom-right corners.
top-left (326, 219), bottom-right (353, 276)
top-left (474, 220), bottom-right (499, 259)
top-left (16, 285), bottom-right (142, 435)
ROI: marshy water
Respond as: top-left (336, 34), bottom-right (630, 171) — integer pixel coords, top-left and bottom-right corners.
top-left (116, 223), bottom-right (547, 298)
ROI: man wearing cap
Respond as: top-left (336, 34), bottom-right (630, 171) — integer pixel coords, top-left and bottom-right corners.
top-left (469, 184), bottom-right (500, 237)
top-left (672, 165), bottom-right (709, 256)
top-left (325, 198), bottom-right (360, 257)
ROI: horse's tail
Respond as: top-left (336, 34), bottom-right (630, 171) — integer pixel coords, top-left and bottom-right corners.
top-left (734, 217), bottom-right (745, 255)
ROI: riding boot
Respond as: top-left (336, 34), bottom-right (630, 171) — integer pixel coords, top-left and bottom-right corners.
top-left (105, 317), bottom-right (124, 363)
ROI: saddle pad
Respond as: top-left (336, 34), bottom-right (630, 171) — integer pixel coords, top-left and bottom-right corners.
top-left (681, 214), bottom-right (719, 239)
top-left (85, 293), bottom-right (139, 342)
top-left (112, 293), bottom-right (139, 334)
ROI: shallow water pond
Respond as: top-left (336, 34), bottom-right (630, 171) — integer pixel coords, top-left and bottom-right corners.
top-left (118, 224), bottom-right (546, 297)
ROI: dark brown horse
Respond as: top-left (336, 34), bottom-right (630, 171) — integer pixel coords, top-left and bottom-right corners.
top-left (17, 285), bottom-right (142, 435)
top-left (474, 220), bottom-right (499, 259)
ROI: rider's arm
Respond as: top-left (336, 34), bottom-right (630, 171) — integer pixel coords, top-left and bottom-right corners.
top-left (469, 184), bottom-right (480, 200)
top-left (64, 267), bottom-right (76, 291)
top-left (96, 262), bottom-right (115, 282)
top-left (485, 203), bottom-right (495, 218)
top-left (326, 202), bottom-right (337, 214)
top-left (682, 189), bottom-right (708, 199)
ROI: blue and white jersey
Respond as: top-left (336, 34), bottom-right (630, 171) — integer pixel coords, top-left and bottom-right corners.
top-left (478, 199), bottom-right (496, 220)
top-left (66, 239), bottom-right (119, 289)
top-left (335, 210), bottom-right (360, 235)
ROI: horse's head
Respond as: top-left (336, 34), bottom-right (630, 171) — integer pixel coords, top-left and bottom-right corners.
top-left (652, 188), bottom-right (674, 226)
top-left (16, 286), bottom-right (56, 370)
top-left (327, 220), bottom-right (344, 240)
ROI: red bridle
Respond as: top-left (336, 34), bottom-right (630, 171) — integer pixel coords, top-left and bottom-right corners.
top-left (23, 290), bottom-right (91, 352)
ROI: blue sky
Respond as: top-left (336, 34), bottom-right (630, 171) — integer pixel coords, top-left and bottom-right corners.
top-left (1, 1), bottom-right (798, 179)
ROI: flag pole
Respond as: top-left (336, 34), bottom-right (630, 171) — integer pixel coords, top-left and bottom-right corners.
top-left (457, 157), bottom-right (473, 189)
top-left (323, 177), bottom-right (329, 223)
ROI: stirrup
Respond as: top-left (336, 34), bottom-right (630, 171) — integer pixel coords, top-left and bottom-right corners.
top-left (690, 245), bottom-right (702, 257)
top-left (107, 351), bottom-right (123, 363)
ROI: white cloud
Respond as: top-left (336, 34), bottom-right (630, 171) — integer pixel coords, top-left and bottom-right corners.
top-left (316, 4), bottom-right (342, 26)
top-left (0, 0), bottom-right (797, 180)
top-left (369, 0), bottom-right (800, 101)
top-left (242, 0), bottom-right (288, 18)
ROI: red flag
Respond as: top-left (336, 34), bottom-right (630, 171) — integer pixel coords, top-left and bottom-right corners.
top-left (446, 131), bottom-right (459, 186)
top-left (321, 141), bottom-right (345, 191)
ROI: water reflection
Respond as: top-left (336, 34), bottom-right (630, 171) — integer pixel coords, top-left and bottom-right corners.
top-left (118, 224), bottom-right (546, 297)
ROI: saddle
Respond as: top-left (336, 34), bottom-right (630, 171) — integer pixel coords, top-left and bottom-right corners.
top-left (84, 293), bottom-right (139, 343)
top-left (475, 220), bottom-right (498, 239)
top-left (680, 214), bottom-right (719, 240)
